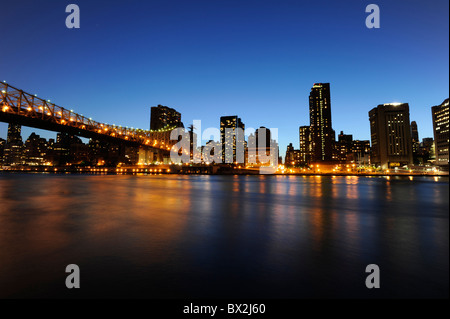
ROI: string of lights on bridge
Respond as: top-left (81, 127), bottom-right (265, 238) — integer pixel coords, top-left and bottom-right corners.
top-left (0, 81), bottom-right (179, 151)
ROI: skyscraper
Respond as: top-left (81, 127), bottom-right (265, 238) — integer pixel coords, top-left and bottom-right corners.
top-left (255, 126), bottom-right (275, 165)
top-left (309, 83), bottom-right (334, 162)
top-left (411, 121), bottom-right (420, 155)
top-left (411, 121), bottom-right (419, 143)
top-left (0, 137), bottom-right (6, 165)
top-left (24, 132), bottom-right (48, 165)
top-left (6, 123), bottom-right (22, 145)
top-left (285, 143), bottom-right (302, 166)
top-left (351, 140), bottom-right (371, 165)
top-left (3, 123), bottom-right (24, 165)
top-left (220, 116), bottom-right (245, 164)
top-left (369, 103), bottom-right (413, 169)
top-left (432, 98), bottom-right (449, 169)
top-left (299, 126), bottom-right (311, 163)
top-left (334, 131), bottom-right (353, 162)
top-left (150, 105), bottom-right (182, 131)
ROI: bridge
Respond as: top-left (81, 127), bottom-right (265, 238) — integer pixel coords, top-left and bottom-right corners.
top-left (0, 81), bottom-right (180, 163)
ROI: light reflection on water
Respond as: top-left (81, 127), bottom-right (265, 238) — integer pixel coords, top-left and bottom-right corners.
top-left (0, 173), bottom-right (448, 298)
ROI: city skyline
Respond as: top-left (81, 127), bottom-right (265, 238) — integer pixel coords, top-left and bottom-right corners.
top-left (0, 80), bottom-right (445, 151)
top-left (0, 0), bottom-right (448, 153)
top-left (0, 1), bottom-right (448, 303)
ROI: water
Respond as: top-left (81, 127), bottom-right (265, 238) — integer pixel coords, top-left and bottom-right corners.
top-left (0, 173), bottom-right (448, 299)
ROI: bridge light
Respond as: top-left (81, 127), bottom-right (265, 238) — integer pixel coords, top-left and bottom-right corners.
top-left (2, 106), bottom-right (9, 112)
top-left (27, 107), bottom-right (32, 111)
top-left (47, 100), bottom-right (51, 102)
top-left (1, 90), bottom-right (5, 93)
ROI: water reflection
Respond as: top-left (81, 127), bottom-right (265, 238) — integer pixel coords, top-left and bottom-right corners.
top-left (0, 174), bottom-right (448, 298)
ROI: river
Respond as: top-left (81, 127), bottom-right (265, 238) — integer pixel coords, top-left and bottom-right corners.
top-left (0, 173), bottom-right (448, 298)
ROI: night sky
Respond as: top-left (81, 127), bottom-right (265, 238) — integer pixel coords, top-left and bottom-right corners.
top-left (0, 0), bottom-right (448, 154)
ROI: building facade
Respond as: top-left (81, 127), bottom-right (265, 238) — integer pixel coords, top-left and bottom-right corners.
top-left (299, 126), bottom-right (312, 164)
top-left (411, 121), bottom-right (419, 153)
top-left (309, 83), bottom-right (334, 162)
top-left (3, 123), bottom-right (24, 165)
top-left (432, 98), bottom-right (449, 169)
top-left (369, 103), bottom-right (413, 169)
top-left (150, 105), bottom-right (182, 131)
top-left (220, 116), bottom-right (245, 164)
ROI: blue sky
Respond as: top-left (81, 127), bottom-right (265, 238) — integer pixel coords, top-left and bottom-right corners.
top-left (0, 0), bottom-right (448, 153)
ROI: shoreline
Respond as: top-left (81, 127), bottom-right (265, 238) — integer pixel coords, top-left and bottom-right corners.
top-left (0, 167), bottom-right (448, 178)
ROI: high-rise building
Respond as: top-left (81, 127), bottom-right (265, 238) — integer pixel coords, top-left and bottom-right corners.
top-left (333, 131), bottom-right (353, 162)
top-left (351, 140), bottom-right (371, 165)
top-left (88, 139), bottom-right (126, 166)
top-left (24, 132), bottom-right (48, 165)
top-left (309, 83), bottom-right (334, 162)
top-left (3, 123), bottom-right (24, 165)
top-left (220, 116), bottom-right (245, 164)
top-left (299, 126), bottom-right (311, 164)
top-left (255, 126), bottom-right (271, 164)
top-left (285, 143), bottom-right (294, 164)
top-left (0, 137), bottom-right (5, 164)
top-left (6, 123), bottom-right (22, 144)
top-left (186, 124), bottom-right (198, 163)
top-left (411, 121), bottom-right (419, 143)
top-left (285, 143), bottom-right (302, 166)
top-left (432, 99), bottom-right (449, 169)
top-left (411, 121), bottom-right (420, 155)
top-left (338, 131), bottom-right (353, 144)
top-left (150, 105), bottom-right (182, 131)
top-left (369, 103), bottom-right (413, 169)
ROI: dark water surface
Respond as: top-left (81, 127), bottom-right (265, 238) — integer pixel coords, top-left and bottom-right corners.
top-left (0, 173), bottom-right (448, 298)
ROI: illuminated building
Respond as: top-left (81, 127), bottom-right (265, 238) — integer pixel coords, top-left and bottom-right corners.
top-left (351, 140), bottom-right (371, 165)
top-left (255, 126), bottom-right (273, 165)
top-left (411, 121), bottom-right (420, 154)
top-left (309, 83), bottom-right (334, 162)
top-left (220, 115), bottom-right (245, 164)
top-left (3, 123), bottom-right (24, 165)
top-left (24, 133), bottom-right (48, 165)
top-left (0, 137), bottom-right (5, 164)
top-left (333, 131), bottom-right (353, 162)
top-left (299, 126), bottom-right (312, 163)
top-left (285, 143), bottom-right (302, 166)
top-left (369, 103), bottom-right (413, 169)
top-left (432, 98), bottom-right (449, 169)
top-left (150, 104), bottom-right (183, 130)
